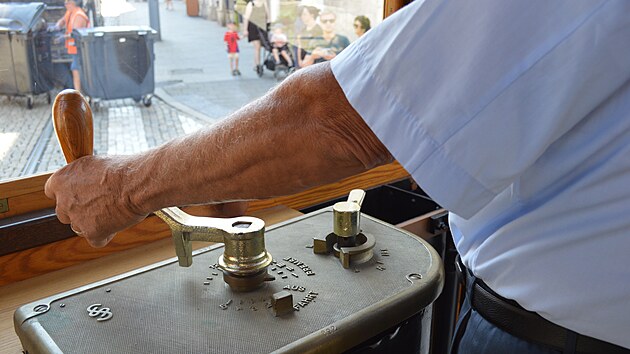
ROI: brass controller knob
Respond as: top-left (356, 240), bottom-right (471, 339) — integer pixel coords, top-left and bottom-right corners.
top-left (333, 189), bottom-right (365, 247)
top-left (313, 189), bottom-right (376, 268)
top-left (155, 207), bottom-right (274, 292)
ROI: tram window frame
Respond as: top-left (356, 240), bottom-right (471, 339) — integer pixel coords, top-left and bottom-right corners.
top-left (0, 0), bottom-right (413, 284)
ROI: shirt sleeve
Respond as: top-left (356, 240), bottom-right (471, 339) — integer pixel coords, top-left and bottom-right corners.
top-left (331, 0), bottom-right (630, 218)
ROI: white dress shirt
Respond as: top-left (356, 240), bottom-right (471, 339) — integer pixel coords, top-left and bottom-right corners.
top-left (332, 0), bottom-right (630, 348)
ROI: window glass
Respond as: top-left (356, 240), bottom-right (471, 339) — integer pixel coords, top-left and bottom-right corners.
top-left (0, 0), bottom-right (383, 182)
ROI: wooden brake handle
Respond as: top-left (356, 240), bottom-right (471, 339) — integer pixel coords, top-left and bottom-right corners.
top-left (52, 89), bottom-right (94, 163)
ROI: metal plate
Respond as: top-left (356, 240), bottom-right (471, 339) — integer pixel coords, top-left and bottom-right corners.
top-left (15, 208), bottom-right (443, 354)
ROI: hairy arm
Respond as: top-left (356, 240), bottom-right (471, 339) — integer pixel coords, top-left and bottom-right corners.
top-left (132, 62), bottom-right (392, 208)
top-left (45, 62), bottom-right (393, 246)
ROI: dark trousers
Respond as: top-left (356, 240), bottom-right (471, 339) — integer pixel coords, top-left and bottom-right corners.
top-left (449, 254), bottom-right (630, 354)
top-left (450, 276), bottom-right (561, 354)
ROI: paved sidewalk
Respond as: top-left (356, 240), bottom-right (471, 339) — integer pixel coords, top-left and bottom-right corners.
top-left (0, 95), bottom-right (206, 180)
top-left (119, 0), bottom-right (279, 118)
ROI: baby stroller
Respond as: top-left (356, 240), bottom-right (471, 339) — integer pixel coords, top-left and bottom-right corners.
top-left (256, 26), bottom-right (295, 80)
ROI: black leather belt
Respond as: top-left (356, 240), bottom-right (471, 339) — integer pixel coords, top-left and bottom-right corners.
top-left (458, 258), bottom-right (630, 354)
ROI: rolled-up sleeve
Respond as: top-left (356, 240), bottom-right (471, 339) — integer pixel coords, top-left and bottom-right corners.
top-left (331, 0), bottom-right (630, 218)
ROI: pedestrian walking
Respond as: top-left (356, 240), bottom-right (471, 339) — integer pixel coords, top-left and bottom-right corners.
top-left (224, 22), bottom-right (241, 76)
top-left (242, 0), bottom-right (269, 76)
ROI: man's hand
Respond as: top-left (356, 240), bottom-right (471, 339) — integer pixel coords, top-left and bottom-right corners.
top-left (45, 155), bottom-right (148, 248)
top-left (45, 155), bottom-right (252, 248)
top-left (311, 48), bottom-right (325, 59)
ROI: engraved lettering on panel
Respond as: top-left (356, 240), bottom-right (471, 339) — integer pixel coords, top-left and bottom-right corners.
top-left (282, 256), bottom-right (316, 276)
top-left (321, 325), bottom-right (337, 336)
top-left (292, 291), bottom-right (319, 311)
top-left (219, 299), bottom-right (233, 310)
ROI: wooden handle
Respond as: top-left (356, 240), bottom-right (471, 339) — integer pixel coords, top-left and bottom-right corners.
top-left (52, 89), bottom-right (94, 163)
top-left (383, 0), bottom-right (408, 18)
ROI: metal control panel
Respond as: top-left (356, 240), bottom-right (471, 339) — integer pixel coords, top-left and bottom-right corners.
top-left (15, 207), bottom-right (443, 354)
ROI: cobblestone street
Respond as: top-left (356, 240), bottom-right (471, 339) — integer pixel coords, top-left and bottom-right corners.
top-left (0, 94), bottom-right (210, 180)
top-left (0, 0), bottom-right (278, 181)
top-left (0, 95), bottom-right (51, 179)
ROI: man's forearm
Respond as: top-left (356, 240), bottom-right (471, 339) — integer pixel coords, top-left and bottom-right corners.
top-left (126, 63), bottom-right (393, 214)
top-left (43, 62), bottom-right (392, 245)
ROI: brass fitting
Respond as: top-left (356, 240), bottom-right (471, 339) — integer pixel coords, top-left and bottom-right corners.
top-left (155, 207), bottom-right (273, 291)
top-left (313, 189), bottom-right (376, 268)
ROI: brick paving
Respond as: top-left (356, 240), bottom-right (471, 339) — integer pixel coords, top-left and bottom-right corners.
top-left (0, 0), bottom-right (278, 181)
top-left (0, 95), bottom-right (51, 180)
top-left (2, 96), bottom-right (208, 180)
top-left (36, 125), bottom-right (65, 174)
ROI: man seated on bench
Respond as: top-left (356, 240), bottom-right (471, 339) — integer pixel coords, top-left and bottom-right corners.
top-left (299, 10), bottom-right (349, 68)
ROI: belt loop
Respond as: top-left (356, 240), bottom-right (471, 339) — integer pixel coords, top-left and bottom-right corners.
top-left (450, 255), bottom-right (474, 354)
top-left (455, 254), bottom-right (466, 288)
top-left (564, 330), bottom-right (578, 354)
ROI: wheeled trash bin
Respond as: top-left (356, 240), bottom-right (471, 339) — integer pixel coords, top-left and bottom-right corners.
top-left (0, 2), bottom-right (52, 109)
top-left (73, 26), bottom-right (157, 106)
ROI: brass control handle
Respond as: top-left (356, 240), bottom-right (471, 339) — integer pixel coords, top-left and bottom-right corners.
top-left (333, 189), bottom-right (366, 238)
top-left (51, 91), bottom-right (272, 279)
top-left (154, 207), bottom-right (269, 269)
top-left (313, 189), bottom-right (375, 268)
top-left (346, 189), bottom-right (366, 206)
